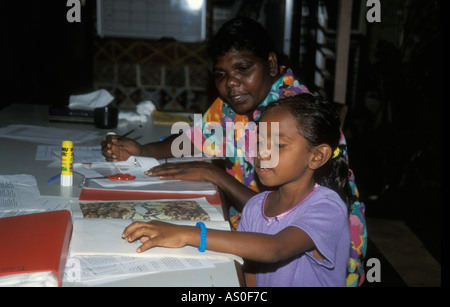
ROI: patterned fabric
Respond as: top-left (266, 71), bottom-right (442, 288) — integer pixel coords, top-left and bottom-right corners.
top-left (187, 68), bottom-right (367, 286)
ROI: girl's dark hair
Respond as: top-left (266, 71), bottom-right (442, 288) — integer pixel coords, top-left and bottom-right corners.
top-left (262, 94), bottom-right (357, 207)
top-left (209, 17), bottom-right (276, 64)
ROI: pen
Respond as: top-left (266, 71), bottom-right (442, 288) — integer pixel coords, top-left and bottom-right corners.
top-left (118, 125), bottom-right (143, 140)
top-left (48, 174), bottom-right (61, 183)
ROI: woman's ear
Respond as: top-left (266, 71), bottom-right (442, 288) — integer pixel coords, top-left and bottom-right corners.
top-left (309, 144), bottom-right (332, 170)
top-left (268, 52), bottom-right (278, 77)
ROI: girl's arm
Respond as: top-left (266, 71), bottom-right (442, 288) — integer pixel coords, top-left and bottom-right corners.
top-left (122, 221), bottom-right (315, 263)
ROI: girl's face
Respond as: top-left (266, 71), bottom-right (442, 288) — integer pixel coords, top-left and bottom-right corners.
top-left (255, 107), bottom-right (314, 188)
top-left (213, 48), bottom-right (278, 118)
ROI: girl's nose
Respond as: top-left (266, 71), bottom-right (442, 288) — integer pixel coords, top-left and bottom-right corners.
top-left (258, 146), bottom-right (271, 160)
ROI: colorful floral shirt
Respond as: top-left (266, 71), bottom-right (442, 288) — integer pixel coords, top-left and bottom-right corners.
top-left (187, 68), bottom-right (367, 286)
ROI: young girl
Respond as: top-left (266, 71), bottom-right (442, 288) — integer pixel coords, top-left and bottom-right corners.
top-left (122, 94), bottom-right (353, 287)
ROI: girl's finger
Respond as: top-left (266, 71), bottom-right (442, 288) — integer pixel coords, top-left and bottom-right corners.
top-left (122, 221), bottom-right (148, 239)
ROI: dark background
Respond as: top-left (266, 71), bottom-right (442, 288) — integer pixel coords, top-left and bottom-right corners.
top-left (1, 0), bottom-right (441, 285)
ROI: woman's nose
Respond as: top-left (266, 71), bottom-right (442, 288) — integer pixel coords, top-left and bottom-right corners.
top-left (226, 75), bottom-right (241, 88)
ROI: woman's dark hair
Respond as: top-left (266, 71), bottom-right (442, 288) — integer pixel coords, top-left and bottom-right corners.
top-left (209, 17), bottom-right (276, 64)
top-left (262, 94), bottom-right (357, 207)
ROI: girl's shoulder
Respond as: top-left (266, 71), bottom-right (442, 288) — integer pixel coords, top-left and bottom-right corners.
top-left (244, 191), bottom-right (271, 211)
top-left (307, 185), bottom-right (348, 215)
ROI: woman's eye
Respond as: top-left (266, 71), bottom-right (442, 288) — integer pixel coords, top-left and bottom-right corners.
top-left (214, 71), bottom-right (225, 80)
top-left (237, 65), bottom-right (251, 73)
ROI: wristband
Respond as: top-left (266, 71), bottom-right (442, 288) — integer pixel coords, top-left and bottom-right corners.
top-left (196, 222), bottom-right (207, 252)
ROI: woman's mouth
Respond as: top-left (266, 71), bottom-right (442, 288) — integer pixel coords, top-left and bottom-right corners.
top-left (229, 93), bottom-right (247, 104)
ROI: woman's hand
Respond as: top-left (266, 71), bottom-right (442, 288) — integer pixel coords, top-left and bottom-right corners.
top-left (145, 161), bottom-right (222, 184)
top-left (122, 221), bottom-right (198, 253)
top-left (101, 135), bottom-right (142, 161)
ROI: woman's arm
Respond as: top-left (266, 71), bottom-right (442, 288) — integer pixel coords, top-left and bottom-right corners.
top-left (101, 133), bottom-right (180, 161)
top-left (148, 162), bottom-right (256, 212)
top-left (122, 221), bottom-right (315, 264)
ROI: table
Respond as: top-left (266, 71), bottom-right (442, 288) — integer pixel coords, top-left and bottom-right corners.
top-left (0, 103), bottom-right (243, 287)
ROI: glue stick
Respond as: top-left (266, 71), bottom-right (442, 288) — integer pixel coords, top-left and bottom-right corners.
top-left (61, 140), bottom-right (73, 186)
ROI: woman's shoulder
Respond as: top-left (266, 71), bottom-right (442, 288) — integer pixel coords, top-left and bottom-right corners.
top-left (204, 97), bottom-right (225, 120)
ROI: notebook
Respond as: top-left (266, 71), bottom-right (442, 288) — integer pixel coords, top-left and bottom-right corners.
top-left (0, 210), bottom-right (73, 287)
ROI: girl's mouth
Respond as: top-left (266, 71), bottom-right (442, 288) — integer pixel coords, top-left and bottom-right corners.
top-left (255, 164), bottom-right (272, 175)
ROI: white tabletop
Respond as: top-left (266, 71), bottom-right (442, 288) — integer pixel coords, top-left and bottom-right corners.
top-left (0, 103), bottom-right (241, 287)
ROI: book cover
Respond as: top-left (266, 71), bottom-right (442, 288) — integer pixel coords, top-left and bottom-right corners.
top-left (48, 106), bottom-right (95, 123)
top-left (0, 210), bottom-right (73, 287)
top-left (79, 188), bottom-right (222, 206)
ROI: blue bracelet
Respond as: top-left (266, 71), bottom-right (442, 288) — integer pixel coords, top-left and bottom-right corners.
top-left (196, 222), bottom-right (207, 252)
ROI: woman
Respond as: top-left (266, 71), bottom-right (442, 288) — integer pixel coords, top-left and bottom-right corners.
top-left (102, 17), bottom-right (366, 286)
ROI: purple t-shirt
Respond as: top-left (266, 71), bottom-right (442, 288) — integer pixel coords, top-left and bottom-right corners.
top-left (237, 185), bottom-right (350, 287)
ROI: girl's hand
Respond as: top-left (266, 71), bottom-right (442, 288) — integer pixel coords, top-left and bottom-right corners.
top-left (122, 221), bottom-right (197, 253)
top-left (145, 161), bottom-right (221, 183)
top-left (101, 135), bottom-right (142, 161)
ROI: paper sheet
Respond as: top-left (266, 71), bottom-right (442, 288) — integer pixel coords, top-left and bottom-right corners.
top-left (0, 124), bottom-right (101, 144)
top-left (74, 156), bottom-right (159, 179)
top-left (35, 145), bottom-right (104, 163)
top-left (0, 175), bottom-right (41, 210)
top-left (63, 255), bottom-right (226, 285)
top-left (0, 194), bottom-right (75, 218)
top-left (0, 271), bottom-right (58, 287)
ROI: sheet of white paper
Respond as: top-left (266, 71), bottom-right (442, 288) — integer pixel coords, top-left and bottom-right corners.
top-left (0, 175), bottom-right (41, 210)
top-left (63, 255), bottom-right (224, 285)
top-left (74, 156), bottom-right (157, 177)
top-left (35, 145), bottom-right (104, 163)
top-left (82, 180), bottom-right (218, 194)
top-left (0, 124), bottom-right (101, 144)
top-left (0, 195), bottom-right (75, 218)
top-left (0, 271), bottom-right (58, 287)
top-left (75, 156), bottom-right (182, 187)
top-left (70, 218), bottom-right (243, 264)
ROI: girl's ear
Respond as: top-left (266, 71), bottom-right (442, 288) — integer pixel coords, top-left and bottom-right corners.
top-left (309, 144), bottom-right (332, 170)
top-left (268, 52), bottom-right (278, 77)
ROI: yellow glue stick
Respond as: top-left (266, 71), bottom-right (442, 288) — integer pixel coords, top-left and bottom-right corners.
top-left (61, 140), bottom-right (73, 186)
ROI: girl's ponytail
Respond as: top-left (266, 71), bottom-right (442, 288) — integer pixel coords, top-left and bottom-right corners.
top-left (314, 143), bottom-right (357, 208)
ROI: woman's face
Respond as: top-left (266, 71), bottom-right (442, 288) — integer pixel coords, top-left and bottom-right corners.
top-left (213, 48), bottom-right (278, 117)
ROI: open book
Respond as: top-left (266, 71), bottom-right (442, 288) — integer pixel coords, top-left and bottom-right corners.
top-left (66, 196), bottom-right (242, 285)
